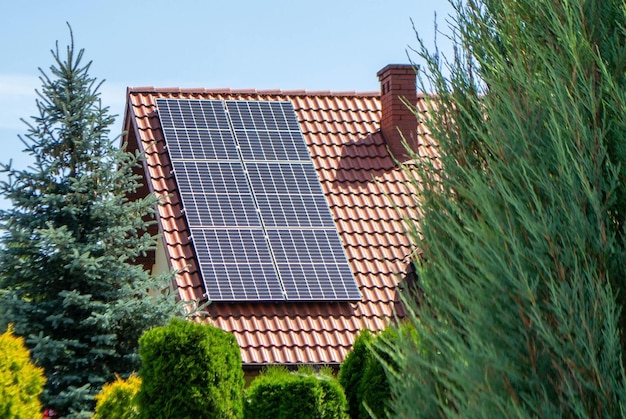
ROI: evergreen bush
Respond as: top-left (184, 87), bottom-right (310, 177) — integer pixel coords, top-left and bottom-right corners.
top-left (245, 366), bottom-right (348, 419)
top-left (339, 326), bottom-right (412, 418)
top-left (359, 327), bottom-right (398, 419)
top-left (137, 318), bottom-right (244, 419)
top-left (0, 325), bottom-right (46, 418)
top-left (317, 367), bottom-right (350, 419)
top-left (338, 330), bottom-right (372, 418)
top-left (386, 0), bottom-right (626, 416)
top-left (93, 374), bottom-right (141, 419)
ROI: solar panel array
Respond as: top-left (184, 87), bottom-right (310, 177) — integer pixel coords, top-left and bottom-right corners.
top-left (156, 98), bottom-right (360, 302)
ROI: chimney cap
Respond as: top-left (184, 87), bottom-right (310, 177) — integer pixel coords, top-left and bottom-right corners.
top-left (377, 64), bottom-right (417, 79)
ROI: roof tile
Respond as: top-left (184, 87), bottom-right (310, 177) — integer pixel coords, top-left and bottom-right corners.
top-left (124, 88), bottom-right (429, 365)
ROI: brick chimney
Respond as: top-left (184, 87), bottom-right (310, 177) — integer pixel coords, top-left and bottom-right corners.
top-left (377, 64), bottom-right (418, 161)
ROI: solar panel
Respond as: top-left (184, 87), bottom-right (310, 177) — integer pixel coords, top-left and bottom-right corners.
top-left (267, 229), bottom-right (361, 300)
top-left (159, 98), bottom-right (231, 130)
top-left (174, 161), bottom-right (260, 228)
top-left (156, 98), bottom-right (360, 302)
top-left (246, 162), bottom-right (334, 228)
top-left (227, 100), bottom-right (310, 161)
top-left (158, 99), bottom-right (238, 161)
top-left (193, 229), bottom-right (284, 300)
top-left (162, 128), bottom-right (238, 161)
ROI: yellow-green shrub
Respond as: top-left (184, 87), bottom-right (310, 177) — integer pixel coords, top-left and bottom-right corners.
top-left (93, 373), bottom-right (141, 419)
top-left (0, 325), bottom-right (46, 418)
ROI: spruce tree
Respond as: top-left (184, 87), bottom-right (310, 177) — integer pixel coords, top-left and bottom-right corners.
top-left (0, 29), bottom-right (177, 417)
top-left (387, 0), bottom-right (626, 416)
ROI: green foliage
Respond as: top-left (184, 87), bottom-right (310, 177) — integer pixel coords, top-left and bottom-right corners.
top-left (0, 325), bottom-right (46, 418)
top-left (318, 367), bottom-right (350, 419)
top-left (137, 318), bottom-right (244, 419)
top-left (359, 328), bottom-right (398, 419)
top-left (340, 327), bottom-right (412, 418)
top-left (387, 0), bottom-right (626, 417)
top-left (93, 374), bottom-right (141, 419)
top-left (339, 330), bottom-right (372, 418)
top-left (0, 27), bottom-right (177, 416)
top-left (245, 366), bottom-right (348, 419)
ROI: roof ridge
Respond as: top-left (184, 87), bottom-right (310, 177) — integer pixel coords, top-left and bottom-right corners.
top-left (126, 86), bottom-right (380, 97)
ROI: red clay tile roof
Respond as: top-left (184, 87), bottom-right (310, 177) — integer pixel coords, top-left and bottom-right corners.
top-left (123, 87), bottom-right (436, 366)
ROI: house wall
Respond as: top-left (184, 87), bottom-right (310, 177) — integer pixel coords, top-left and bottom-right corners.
top-left (151, 238), bottom-right (170, 278)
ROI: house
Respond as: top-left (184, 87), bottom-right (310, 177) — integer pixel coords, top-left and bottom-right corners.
top-left (121, 64), bottom-right (437, 373)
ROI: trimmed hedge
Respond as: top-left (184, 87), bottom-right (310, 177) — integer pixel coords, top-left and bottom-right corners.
top-left (93, 374), bottom-right (141, 419)
top-left (138, 318), bottom-right (244, 419)
top-left (0, 325), bottom-right (46, 418)
top-left (245, 366), bottom-right (348, 419)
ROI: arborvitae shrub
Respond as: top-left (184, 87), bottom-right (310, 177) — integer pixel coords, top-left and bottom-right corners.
top-left (359, 327), bottom-right (399, 419)
top-left (338, 330), bottom-right (373, 418)
top-left (317, 367), bottom-right (350, 419)
top-left (0, 325), bottom-right (46, 418)
top-left (244, 366), bottom-right (348, 419)
top-left (340, 326), bottom-right (415, 418)
top-left (93, 374), bottom-right (141, 419)
top-left (137, 318), bottom-right (244, 419)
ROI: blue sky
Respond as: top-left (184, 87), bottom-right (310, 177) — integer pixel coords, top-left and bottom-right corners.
top-left (0, 0), bottom-right (454, 210)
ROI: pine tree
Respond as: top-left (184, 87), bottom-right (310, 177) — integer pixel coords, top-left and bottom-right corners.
top-left (387, 0), bottom-right (626, 416)
top-left (0, 28), bottom-right (177, 417)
